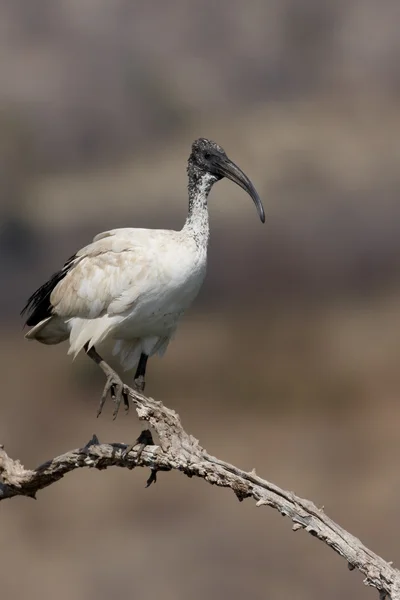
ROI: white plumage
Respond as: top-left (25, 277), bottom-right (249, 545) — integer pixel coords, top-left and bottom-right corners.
top-left (22, 139), bottom-right (265, 416)
top-left (28, 227), bottom-right (207, 368)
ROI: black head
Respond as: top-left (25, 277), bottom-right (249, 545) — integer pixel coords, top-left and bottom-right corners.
top-left (188, 138), bottom-right (265, 223)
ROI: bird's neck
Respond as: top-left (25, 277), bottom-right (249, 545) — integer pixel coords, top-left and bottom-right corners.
top-left (183, 171), bottom-right (214, 244)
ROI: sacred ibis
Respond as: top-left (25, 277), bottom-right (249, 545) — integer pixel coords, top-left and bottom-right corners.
top-left (22, 138), bottom-right (265, 418)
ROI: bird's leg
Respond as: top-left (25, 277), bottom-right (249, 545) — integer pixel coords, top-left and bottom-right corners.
top-left (121, 353), bottom-right (154, 460)
top-left (133, 353), bottom-right (148, 393)
top-left (84, 344), bottom-right (130, 419)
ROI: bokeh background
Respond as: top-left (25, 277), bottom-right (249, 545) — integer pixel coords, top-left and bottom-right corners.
top-left (1, 1), bottom-right (400, 598)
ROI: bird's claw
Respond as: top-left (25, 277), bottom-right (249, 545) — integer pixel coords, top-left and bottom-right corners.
top-left (97, 374), bottom-right (130, 419)
top-left (110, 383), bottom-right (130, 414)
top-left (123, 429), bottom-right (154, 460)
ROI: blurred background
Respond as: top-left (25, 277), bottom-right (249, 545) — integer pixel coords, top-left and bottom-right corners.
top-left (1, 0), bottom-right (400, 598)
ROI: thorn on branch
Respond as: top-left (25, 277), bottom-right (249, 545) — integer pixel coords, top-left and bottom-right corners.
top-left (348, 562), bottom-right (356, 571)
top-left (84, 434), bottom-right (100, 448)
top-left (256, 499), bottom-right (268, 507)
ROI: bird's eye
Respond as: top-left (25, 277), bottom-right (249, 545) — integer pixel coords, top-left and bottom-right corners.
top-left (204, 152), bottom-right (211, 160)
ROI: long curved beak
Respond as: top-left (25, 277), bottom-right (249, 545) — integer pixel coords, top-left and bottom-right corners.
top-left (214, 156), bottom-right (265, 223)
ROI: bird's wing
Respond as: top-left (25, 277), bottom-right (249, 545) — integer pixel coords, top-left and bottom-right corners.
top-left (21, 229), bottom-right (163, 326)
top-left (50, 231), bottom-right (157, 319)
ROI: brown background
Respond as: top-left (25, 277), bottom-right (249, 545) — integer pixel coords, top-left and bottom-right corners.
top-left (1, 1), bottom-right (400, 598)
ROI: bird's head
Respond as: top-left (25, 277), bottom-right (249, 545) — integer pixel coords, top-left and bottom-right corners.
top-left (188, 138), bottom-right (265, 223)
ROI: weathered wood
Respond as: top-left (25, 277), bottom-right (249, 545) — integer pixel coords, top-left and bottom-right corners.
top-left (0, 387), bottom-right (399, 599)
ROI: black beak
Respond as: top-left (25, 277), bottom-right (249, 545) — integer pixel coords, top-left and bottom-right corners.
top-left (213, 155), bottom-right (265, 223)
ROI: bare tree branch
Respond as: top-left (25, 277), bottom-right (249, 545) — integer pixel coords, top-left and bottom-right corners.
top-left (1, 387), bottom-right (399, 599)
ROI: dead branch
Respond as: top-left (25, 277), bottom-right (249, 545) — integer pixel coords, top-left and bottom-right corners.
top-left (0, 387), bottom-right (399, 600)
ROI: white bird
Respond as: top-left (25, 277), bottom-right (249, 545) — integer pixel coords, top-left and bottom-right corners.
top-left (22, 138), bottom-right (265, 418)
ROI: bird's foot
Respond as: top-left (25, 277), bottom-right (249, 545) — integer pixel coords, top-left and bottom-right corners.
top-left (123, 429), bottom-right (154, 460)
top-left (97, 370), bottom-right (130, 419)
top-left (133, 375), bottom-right (145, 393)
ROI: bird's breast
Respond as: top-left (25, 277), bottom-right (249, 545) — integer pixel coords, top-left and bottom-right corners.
top-left (152, 242), bottom-right (207, 312)
top-left (116, 239), bottom-right (207, 339)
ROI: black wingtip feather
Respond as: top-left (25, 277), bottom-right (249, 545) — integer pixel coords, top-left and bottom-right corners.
top-left (21, 255), bottom-right (76, 327)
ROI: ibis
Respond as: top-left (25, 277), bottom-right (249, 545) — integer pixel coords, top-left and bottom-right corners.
top-left (22, 138), bottom-right (265, 418)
